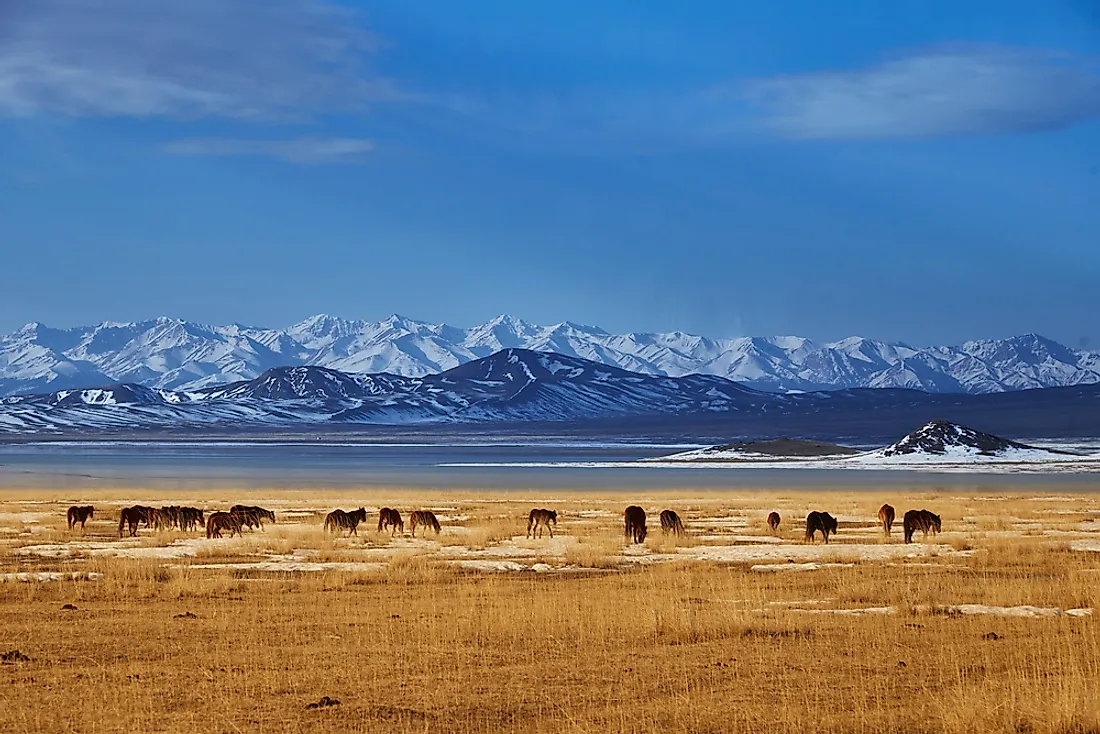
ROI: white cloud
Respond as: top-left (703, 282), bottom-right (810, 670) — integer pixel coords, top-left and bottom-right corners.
top-left (742, 46), bottom-right (1100, 139)
top-left (0, 0), bottom-right (402, 120)
top-left (164, 137), bottom-right (374, 163)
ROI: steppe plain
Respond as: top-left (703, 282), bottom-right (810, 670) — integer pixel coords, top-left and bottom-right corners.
top-left (1, 480), bottom-right (1099, 733)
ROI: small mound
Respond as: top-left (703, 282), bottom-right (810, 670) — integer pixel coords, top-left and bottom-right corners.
top-left (883, 420), bottom-right (1038, 457)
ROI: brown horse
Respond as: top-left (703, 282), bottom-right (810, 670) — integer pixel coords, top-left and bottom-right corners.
top-left (527, 509), bottom-right (557, 539)
top-left (805, 511), bottom-right (838, 544)
top-left (178, 507), bottom-right (205, 532)
top-left (903, 509), bottom-right (941, 544)
top-left (410, 510), bottom-right (441, 537)
top-left (67, 506), bottom-right (94, 533)
top-left (377, 508), bottom-right (404, 536)
top-left (231, 505), bottom-right (275, 531)
top-left (206, 511), bottom-right (243, 539)
top-left (624, 506), bottom-right (647, 544)
top-left (151, 507), bottom-right (180, 531)
top-left (325, 508), bottom-right (367, 536)
top-left (118, 506), bottom-right (154, 537)
top-left (659, 510), bottom-right (685, 536)
top-left (766, 512), bottom-right (781, 533)
top-left (878, 504), bottom-right (896, 536)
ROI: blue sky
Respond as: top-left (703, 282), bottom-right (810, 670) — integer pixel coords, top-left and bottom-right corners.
top-left (1, 0), bottom-right (1098, 347)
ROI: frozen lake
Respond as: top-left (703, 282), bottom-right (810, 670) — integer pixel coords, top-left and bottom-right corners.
top-left (2, 440), bottom-right (1099, 491)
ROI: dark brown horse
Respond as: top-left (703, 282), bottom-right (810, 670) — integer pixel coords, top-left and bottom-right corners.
top-left (206, 511), bottom-right (243, 539)
top-left (805, 511), bottom-right (838, 543)
top-left (179, 507), bottom-right (205, 532)
top-left (659, 509), bottom-right (685, 536)
top-left (118, 506), bottom-right (155, 537)
top-left (67, 506), bottom-right (94, 533)
top-left (903, 509), bottom-right (941, 543)
top-left (526, 509), bottom-right (557, 539)
top-left (410, 510), bottom-right (441, 537)
top-left (624, 506), bottom-right (647, 544)
top-left (151, 506), bottom-right (179, 531)
top-left (231, 505), bottom-right (275, 531)
top-left (878, 504), bottom-right (896, 536)
top-left (325, 508), bottom-right (368, 536)
top-left (378, 508), bottom-right (404, 536)
top-left (766, 512), bottom-right (781, 533)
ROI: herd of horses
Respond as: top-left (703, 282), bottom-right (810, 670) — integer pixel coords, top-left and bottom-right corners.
top-left (66, 501), bottom-right (944, 545)
top-left (64, 503), bottom-right (447, 540)
top-left (112, 504), bottom-right (274, 538)
top-left (621, 504), bottom-right (941, 545)
top-left (323, 508), bottom-right (444, 537)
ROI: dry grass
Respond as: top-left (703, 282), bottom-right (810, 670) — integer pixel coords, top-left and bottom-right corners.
top-left (1, 489), bottom-right (1099, 732)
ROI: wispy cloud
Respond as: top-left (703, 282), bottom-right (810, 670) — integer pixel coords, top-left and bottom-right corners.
top-left (164, 137), bottom-right (374, 163)
top-left (741, 46), bottom-right (1100, 139)
top-left (0, 0), bottom-right (402, 120)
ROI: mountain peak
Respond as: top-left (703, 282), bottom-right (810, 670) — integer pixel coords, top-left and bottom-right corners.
top-left (882, 420), bottom-right (1032, 457)
top-left (13, 322), bottom-right (44, 338)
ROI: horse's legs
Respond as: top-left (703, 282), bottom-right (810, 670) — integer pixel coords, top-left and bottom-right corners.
top-left (548, 523), bottom-right (554, 539)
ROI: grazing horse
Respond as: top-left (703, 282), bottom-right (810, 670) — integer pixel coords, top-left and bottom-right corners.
top-left (527, 509), bottom-right (558, 539)
top-left (178, 507), bottom-right (205, 532)
top-left (377, 508), bottom-right (404, 536)
top-left (766, 512), bottom-right (781, 533)
top-left (206, 511), bottom-right (243, 539)
top-left (805, 511), bottom-right (838, 544)
top-left (325, 508), bottom-right (368, 536)
top-left (151, 506), bottom-right (180, 531)
top-left (878, 504), bottom-right (896, 536)
top-left (903, 509), bottom-right (942, 544)
top-left (624, 506), bottom-right (647, 544)
top-left (67, 506), bottom-right (94, 533)
top-left (659, 510), bottom-right (685, 536)
top-left (118, 506), bottom-right (154, 537)
top-left (231, 505), bottom-right (275, 531)
top-left (410, 510), bottom-right (441, 537)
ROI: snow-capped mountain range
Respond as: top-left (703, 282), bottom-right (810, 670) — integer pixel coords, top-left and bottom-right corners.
top-left (1, 313), bottom-right (1097, 398)
top-left (0, 349), bottom-right (770, 433)
top-left (2, 349), bottom-right (1098, 438)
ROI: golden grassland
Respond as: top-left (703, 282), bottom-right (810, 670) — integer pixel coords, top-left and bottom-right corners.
top-left (1, 487), bottom-right (1099, 733)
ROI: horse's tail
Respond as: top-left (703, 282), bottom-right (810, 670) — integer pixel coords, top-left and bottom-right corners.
top-left (118, 511), bottom-right (126, 538)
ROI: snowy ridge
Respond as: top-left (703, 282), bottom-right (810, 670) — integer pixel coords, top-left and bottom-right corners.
top-left (1, 315), bottom-right (1097, 397)
top-left (649, 420), bottom-right (1098, 472)
top-left (2, 354), bottom-right (1099, 438)
top-left (0, 349), bottom-right (776, 433)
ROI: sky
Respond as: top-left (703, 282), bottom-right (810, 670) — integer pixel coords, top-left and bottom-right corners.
top-left (0, 0), bottom-right (1098, 347)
